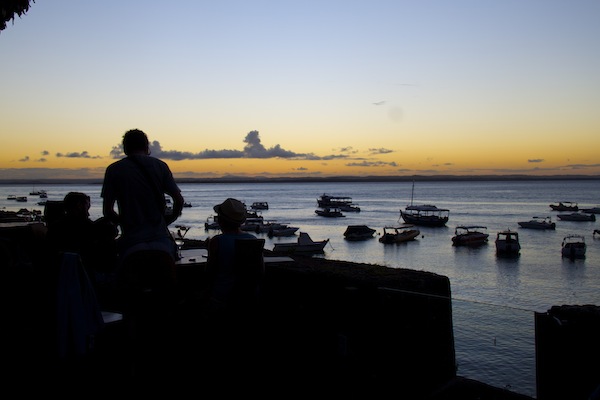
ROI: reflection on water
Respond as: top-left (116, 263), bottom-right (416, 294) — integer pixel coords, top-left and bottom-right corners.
top-left (452, 299), bottom-right (536, 398)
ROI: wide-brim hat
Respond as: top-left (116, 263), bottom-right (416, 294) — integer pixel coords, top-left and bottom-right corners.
top-left (213, 198), bottom-right (246, 224)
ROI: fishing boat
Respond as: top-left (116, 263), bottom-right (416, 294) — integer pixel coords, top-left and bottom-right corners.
top-left (400, 181), bottom-right (449, 227)
top-left (517, 216), bottom-right (556, 230)
top-left (452, 226), bottom-right (489, 246)
top-left (379, 225), bottom-right (420, 244)
top-left (549, 201), bottom-right (578, 211)
top-left (272, 232), bottom-right (329, 254)
top-left (556, 212), bottom-right (596, 222)
top-left (495, 229), bottom-right (521, 256)
top-left (343, 225), bottom-right (376, 240)
top-left (561, 234), bottom-right (586, 259)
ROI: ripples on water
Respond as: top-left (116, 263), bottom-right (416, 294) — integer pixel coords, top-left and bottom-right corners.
top-left (3, 179), bottom-right (600, 397)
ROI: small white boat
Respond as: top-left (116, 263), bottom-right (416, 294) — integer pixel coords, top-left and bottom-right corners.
top-left (379, 225), bottom-right (420, 244)
top-left (561, 234), bottom-right (586, 259)
top-left (343, 225), bottom-right (376, 240)
top-left (272, 232), bottom-right (329, 254)
top-left (250, 201), bottom-right (269, 210)
top-left (495, 229), bottom-right (521, 256)
top-left (557, 212), bottom-right (596, 222)
top-left (452, 225), bottom-right (489, 246)
top-left (518, 216), bottom-right (556, 230)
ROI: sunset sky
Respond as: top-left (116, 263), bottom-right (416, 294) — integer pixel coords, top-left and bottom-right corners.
top-left (1, 1), bottom-right (599, 180)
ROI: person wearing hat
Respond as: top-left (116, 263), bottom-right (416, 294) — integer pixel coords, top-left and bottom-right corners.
top-left (204, 198), bottom-right (265, 379)
top-left (206, 198), bottom-right (261, 310)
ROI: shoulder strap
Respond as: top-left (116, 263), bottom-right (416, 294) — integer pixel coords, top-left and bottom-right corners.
top-left (126, 156), bottom-right (166, 215)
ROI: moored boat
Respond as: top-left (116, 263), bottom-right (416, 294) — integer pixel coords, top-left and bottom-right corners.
top-left (549, 201), bottom-right (578, 211)
top-left (452, 225), bottom-right (489, 246)
top-left (495, 229), bottom-right (521, 256)
top-left (400, 181), bottom-right (449, 227)
top-left (556, 212), bottom-right (596, 222)
top-left (272, 232), bottom-right (329, 254)
top-left (379, 225), bottom-right (420, 244)
top-left (581, 206), bottom-right (600, 214)
top-left (315, 207), bottom-right (345, 218)
top-left (518, 216), bottom-right (556, 230)
top-left (317, 193), bottom-right (353, 208)
top-left (250, 201), bottom-right (269, 210)
top-left (561, 234), bottom-right (586, 259)
top-left (268, 226), bottom-right (299, 237)
top-left (343, 225), bottom-right (376, 240)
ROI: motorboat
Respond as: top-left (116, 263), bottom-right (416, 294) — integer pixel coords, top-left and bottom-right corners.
top-left (16, 196), bottom-right (27, 202)
top-left (561, 234), bottom-right (586, 259)
top-left (452, 225), bottom-right (489, 246)
top-left (580, 206), bottom-right (600, 214)
top-left (250, 202), bottom-right (269, 210)
top-left (343, 225), bottom-right (376, 241)
top-left (556, 212), bottom-right (596, 222)
top-left (6, 195), bottom-right (16, 200)
top-left (272, 232), bottom-right (329, 254)
top-left (315, 207), bottom-right (345, 218)
top-left (400, 182), bottom-right (449, 227)
top-left (267, 226), bottom-right (299, 237)
top-left (549, 201), bottom-right (578, 211)
top-left (518, 216), bottom-right (556, 230)
top-left (495, 229), bottom-right (521, 256)
top-left (338, 203), bottom-right (361, 212)
top-left (182, 202), bottom-right (193, 207)
top-left (379, 225), bottom-right (420, 244)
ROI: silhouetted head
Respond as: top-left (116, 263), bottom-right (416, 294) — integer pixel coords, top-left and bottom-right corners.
top-left (214, 198), bottom-right (246, 227)
top-left (63, 191), bottom-right (91, 218)
top-left (122, 129), bottom-right (150, 155)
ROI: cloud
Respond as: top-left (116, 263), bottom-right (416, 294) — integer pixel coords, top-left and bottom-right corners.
top-left (18, 156), bottom-right (29, 162)
top-left (346, 161), bottom-right (398, 167)
top-left (109, 130), bottom-right (356, 162)
top-left (528, 159), bottom-right (544, 163)
top-left (56, 151), bottom-right (102, 159)
top-left (369, 148), bottom-right (394, 155)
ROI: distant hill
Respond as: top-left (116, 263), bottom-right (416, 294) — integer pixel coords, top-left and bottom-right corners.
top-left (0, 174), bottom-right (599, 185)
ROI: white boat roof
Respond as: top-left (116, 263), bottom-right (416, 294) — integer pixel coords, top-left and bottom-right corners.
top-left (405, 204), bottom-right (449, 211)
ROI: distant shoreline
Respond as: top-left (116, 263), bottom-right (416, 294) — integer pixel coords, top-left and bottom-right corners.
top-left (1, 174), bottom-right (599, 185)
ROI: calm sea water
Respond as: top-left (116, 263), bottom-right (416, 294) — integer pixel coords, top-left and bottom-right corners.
top-left (3, 179), bottom-right (600, 397)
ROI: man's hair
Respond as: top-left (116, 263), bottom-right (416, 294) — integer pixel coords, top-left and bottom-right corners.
top-left (122, 129), bottom-right (149, 155)
top-left (63, 192), bottom-right (90, 214)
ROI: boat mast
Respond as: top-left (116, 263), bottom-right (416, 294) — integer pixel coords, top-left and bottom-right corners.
top-left (409, 180), bottom-right (415, 206)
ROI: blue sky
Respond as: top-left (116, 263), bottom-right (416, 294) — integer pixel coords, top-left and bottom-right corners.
top-left (1, 1), bottom-right (599, 179)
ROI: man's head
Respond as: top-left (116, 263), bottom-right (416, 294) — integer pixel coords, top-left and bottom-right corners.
top-left (63, 192), bottom-right (91, 218)
top-left (122, 129), bottom-right (150, 155)
top-left (213, 198), bottom-right (247, 227)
